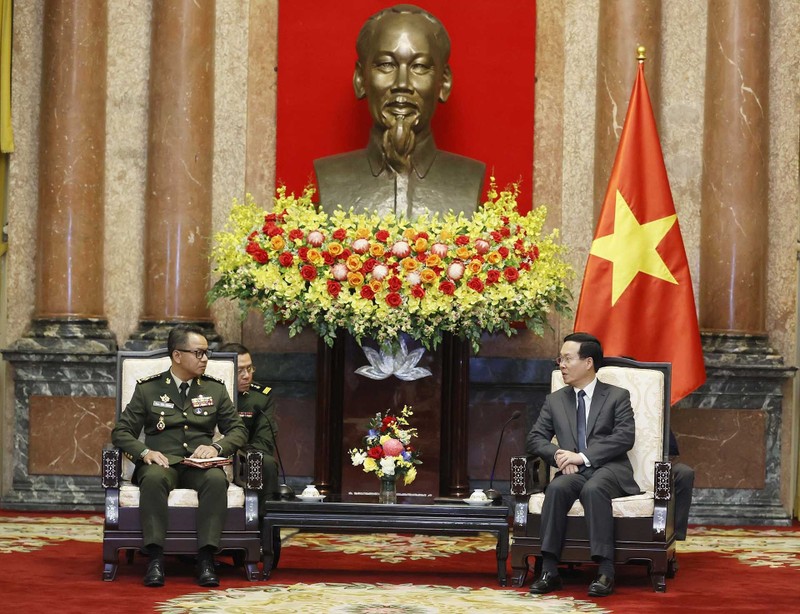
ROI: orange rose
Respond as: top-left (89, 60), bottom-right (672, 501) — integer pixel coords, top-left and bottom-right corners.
top-left (369, 243), bottom-right (385, 258)
top-left (328, 242), bottom-right (343, 256)
top-left (420, 269), bottom-right (438, 284)
top-left (468, 259), bottom-right (483, 274)
top-left (403, 228), bottom-right (417, 240)
top-left (347, 271), bottom-right (365, 287)
top-left (346, 255), bottom-right (362, 271)
top-left (456, 246), bottom-right (471, 260)
top-left (414, 237), bottom-right (428, 252)
top-left (487, 251), bottom-right (502, 265)
top-left (307, 248), bottom-right (323, 264)
top-left (439, 229), bottom-right (453, 241)
top-left (425, 254), bottom-right (442, 267)
top-left (401, 257), bottom-right (419, 271)
top-left (270, 235), bottom-right (285, 251)
top-left (369, 279), bottom-right (383, 292)
top-left (355, 227), bottom-right (371, 239)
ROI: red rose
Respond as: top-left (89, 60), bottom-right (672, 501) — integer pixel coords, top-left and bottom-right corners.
top-left (385, 292), bottom-right (403, 307)
top-left (339, 248), bottom-right (352, 260)
top-left (500, 226), bottom-right (511, 238)
top-left (252, 249), bottom-right (268, 264)
top-left (265, 213), bottom-right (277, 223)
top-left (388, 276), bottom-right (402, 292)
top-left (455, 234), bottom-right (470, 246)
top-left (501, 215), bottom-right (510, 225)
top-left (288, 228), bottom-right (304, 241)
top-left (416, 231), bottom-right (429, 240)
top-left (375, 229), bottom-right (390, 243)
top-left (498, 246), bottom-right (510, 258)
top-left (490, 230), bottom-right (503, 242)
top-left (327, 280), bottom-right (341, 297)
top-left (411, 285), bottom-right (425, 298)
top-left (301, 265), bottom-right (317, 281)
top-left (266, 225), bottom-right (284, 237)
top-left (368, 445), bottom-right (384, 459)
top-left (360, 286), bottom-right (375, 300)
top-left (520, 262), bottom-right (531, 271)
top-left (503, 267), bottom-right (519, 282)
top-left (467, 277), bottom-right (485, 293)
top-left (247, 231), bottom-right (258, 240)
top-left (322, 252), bottom-right (334, 265)
top-left (278, 252), bottom-right (293, 267)
top-left (530, 246), bottom-right (540, 260)
top-left (486, 269), bottom-right (501, 284)
top-left (333, 228), bottom-right (347, 241)
top-left (298, 247), bottom-right (309, 261)
top-left (439, 280), bottom-right (456, 295)
top-left (382, 416), bottom-right (397, 427)
top-left (514, 239), bottom-right (525, 254)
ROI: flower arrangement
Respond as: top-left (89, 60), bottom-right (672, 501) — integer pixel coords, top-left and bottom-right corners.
top-left (348, 405), bottom-right (421, 485)
top-left (209, 183), bottom-right (572, 352)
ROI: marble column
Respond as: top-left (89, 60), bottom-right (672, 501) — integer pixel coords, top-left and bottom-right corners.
top-left (593, 0), bottom-right (662, 218)
top-left (126, 0), bottom-right (218, 349)
top-left (699, 0), bottom-right (769, 333)
top-left (679, 2), bottom-right (791, 525)
top-left (1, 0), bottom-right (116, 510)
top-left (21, 0), bottom-right (115, 352)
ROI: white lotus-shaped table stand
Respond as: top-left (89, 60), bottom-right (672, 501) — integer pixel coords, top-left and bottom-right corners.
top-left (355, 338), bottom-right (433, 381)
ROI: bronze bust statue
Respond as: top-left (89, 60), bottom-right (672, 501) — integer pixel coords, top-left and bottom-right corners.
top-left (314, 4), bottom-right (486, 218)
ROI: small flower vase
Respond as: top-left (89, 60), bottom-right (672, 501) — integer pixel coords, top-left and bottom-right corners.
top-left (378, 475), bottom-right (397, 504)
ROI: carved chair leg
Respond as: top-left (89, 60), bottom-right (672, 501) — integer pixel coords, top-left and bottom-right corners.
top-left (103, 562), bottom-right (118, 581)
top-left (667, 556), bottom-right (678, 578)
top-left (651, 572), bottom-right (667, 592)
top-left (244, 561), bottom-right (261, 581)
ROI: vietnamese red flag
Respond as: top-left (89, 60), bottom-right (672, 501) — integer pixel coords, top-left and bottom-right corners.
top-left (574, 62), bottom-right (705, 404)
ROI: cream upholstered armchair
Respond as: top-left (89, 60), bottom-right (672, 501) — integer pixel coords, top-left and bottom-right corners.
top-left (102, 348), bottom-right (263, 581)
top-left (510, 357), bottom-right (676, 591)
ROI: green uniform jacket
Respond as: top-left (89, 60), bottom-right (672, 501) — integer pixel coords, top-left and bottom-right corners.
top-left (238, 382), bottom-right (277, 455)
top-left (112, 370), bottom-right (248, 466)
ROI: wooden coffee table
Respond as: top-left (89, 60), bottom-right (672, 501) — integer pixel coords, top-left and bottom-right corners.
top-left (262, 495), bottom-right (510, 585)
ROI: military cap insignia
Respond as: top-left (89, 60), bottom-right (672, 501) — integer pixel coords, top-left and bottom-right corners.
top-left (160, 394), bottom-right (170, 402)
top-left (137, 373), bottom-right (161, 384)
top-left (249, 382), bottom-right (263, 391)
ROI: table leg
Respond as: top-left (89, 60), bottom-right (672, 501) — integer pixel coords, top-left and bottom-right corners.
top-left (496, 526), bottom-right (509, 586)
top-left (261, 523), bottom-right (281, 578)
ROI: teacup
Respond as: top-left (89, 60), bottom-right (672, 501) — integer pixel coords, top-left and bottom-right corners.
top-left (301, 484), bottom-right (320, 498)
top-left (469, 489), bottom-right (488, 501)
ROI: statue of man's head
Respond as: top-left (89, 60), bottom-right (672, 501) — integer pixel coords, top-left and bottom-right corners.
top-left (353, 5), bottom-right (452, 172)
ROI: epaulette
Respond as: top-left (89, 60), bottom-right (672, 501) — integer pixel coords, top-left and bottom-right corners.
top-left (249, 382), bottom-right (272, 394)
top-left (137, 373), bottom-right (162, 384)
top-left (201, 373), bottom-right (225, 384)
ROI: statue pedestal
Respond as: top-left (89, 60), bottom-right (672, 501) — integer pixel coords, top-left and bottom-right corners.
top-left (315, 332), bottom-right (469, 498)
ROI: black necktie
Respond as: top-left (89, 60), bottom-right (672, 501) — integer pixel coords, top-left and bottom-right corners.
top-left (576, 390), bottom-right (587, 454)
top-left (179, 382), bottom-right (189, 402)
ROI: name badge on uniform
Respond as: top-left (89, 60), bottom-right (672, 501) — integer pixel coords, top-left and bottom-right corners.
top-left (238, 411), bottom-right (254, 418)
top-left (153, 401), bottom-right (174, 409)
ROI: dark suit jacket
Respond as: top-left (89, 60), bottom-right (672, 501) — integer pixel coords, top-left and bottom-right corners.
top-left (526, 380), bottom-right (641, 496)
top-left (238, 381), bottom-right (277, 457)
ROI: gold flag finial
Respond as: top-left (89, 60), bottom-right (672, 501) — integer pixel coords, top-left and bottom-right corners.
top-left (637, 46), bottom-right (646, 63)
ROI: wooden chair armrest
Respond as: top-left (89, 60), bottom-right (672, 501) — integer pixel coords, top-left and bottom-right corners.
top-left (510, 454), bottom-right (548, 496)
top-left (235, 448), bottom-right (264, 491)
top-left (101, 447), bottom-right (121, 489)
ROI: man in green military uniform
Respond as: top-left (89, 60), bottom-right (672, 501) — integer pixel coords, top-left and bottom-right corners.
top-left (219, 343), bottom-right (281, 507)
top-left (112, 324), bottom-right (247, 588)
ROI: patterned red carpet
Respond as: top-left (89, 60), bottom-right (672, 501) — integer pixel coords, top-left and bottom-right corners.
top-left (0, 511), bottom-right (798, 613)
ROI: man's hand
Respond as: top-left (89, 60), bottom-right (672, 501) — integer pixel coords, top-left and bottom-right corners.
top-left (142, 450), bottom-right (170, 467)
top-left (191, 444), bottom-right (219, 460)
top-left (555, 449), bottom-right (584, 471)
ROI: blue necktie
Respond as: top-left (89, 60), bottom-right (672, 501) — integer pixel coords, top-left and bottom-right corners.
top-left (576, 389), bottom-right (587, 453)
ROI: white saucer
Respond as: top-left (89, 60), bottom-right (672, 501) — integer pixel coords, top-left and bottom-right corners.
top-left (295, 494), bottom-right (326, 502)
top-left (463, 498), bottom-right (492, 506)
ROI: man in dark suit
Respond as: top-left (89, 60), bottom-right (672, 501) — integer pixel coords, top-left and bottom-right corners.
top-left (218, 343), bottom-right (281, 507)
top-left (527, 332), bottom-right (640, 597)
top-left (112, 324), bottom-right (247, 588)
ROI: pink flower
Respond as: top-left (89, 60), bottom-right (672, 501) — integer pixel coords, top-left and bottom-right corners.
top-left (447, 261), bottom-right (465, 281)
top-left (431, 242), bottom-right (448, 257)
top-left (307, 230), bottom-right (325, 247)
top-left (372, 264), bottom-right (389, 280)
top-left (474, 239), bottom-right (490, 255)
top-left (331, 263), bottom-right (348, 281)
top-left (391, 241), bottom-right (411, 258)
top-left (352, 238), bottom-right (370, 254)
top-left (383, 438), bottom-right (404, 456)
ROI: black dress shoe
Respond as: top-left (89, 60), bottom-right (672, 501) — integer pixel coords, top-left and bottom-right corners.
top-left (197, 559), bottom-right (220, 587)
top-left (588, 574), bottom-right (614, 597)
top-left (529, 571), bottom-right (563, 594)
top-left (143, 558), bottom-right (165, 587)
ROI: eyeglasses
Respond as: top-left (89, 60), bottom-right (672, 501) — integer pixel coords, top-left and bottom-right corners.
top-left (555, 354), bottom-right (583, 366)
top-left (237, 366), bottom-right (256, 376)
top-left (176, 348), bottom-right (213, 360)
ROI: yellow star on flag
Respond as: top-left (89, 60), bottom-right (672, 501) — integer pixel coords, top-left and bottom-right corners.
top-left (590, 190), bottom-right (678, 305)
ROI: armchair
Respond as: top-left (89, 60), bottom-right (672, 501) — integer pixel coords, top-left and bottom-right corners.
top-left (102, 348), bottom-right (263, 581)
top-left (510, 357), bottom-right (676, 591)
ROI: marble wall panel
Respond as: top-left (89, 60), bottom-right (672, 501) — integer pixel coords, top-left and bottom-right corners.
top-left (28, 395), bottom-right (115, 476)
top-left (672, 408), bottom-right (766, 490)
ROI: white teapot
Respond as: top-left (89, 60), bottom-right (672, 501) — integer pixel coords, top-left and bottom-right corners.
top-left (469, 489), bottom-right (488, 502)
top-left (301, 484), bottom-right (320, 498)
